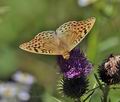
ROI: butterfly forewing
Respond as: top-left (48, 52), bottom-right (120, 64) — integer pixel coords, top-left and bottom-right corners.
top-left (20, 31), bottom-right (61, 55)
top-left (56, 17), bottom-right (96, 51)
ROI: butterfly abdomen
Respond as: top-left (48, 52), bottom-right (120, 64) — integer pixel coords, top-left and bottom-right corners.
top-left (62, 51), bottom-right (70, 59)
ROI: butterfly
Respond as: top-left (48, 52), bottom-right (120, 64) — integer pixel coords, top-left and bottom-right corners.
top-left (19, 17), bottom-right (96, 59)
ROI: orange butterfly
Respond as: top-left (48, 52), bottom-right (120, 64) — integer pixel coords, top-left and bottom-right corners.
top-left (20, 17), bottom-right (96, 59)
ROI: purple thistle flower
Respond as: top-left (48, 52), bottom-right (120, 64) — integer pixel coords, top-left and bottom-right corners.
top-left (57, 48), bottom-right (93, 78)
top-left (58, 76), bottom-right (88, 99)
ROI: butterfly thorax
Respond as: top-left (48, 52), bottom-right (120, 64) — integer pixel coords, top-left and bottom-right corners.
top-left (58, 38), bottom-right (70, 59)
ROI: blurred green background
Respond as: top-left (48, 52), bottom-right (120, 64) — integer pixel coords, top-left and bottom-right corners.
top-left (0, 0), bottom-right (120, 102)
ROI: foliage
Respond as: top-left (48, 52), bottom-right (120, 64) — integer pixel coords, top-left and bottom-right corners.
top-left (0, 0), bottom-right (120, 102)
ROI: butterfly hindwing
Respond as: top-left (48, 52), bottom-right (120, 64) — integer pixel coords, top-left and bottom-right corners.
top-left (20, 31), bottom-right (61, 55)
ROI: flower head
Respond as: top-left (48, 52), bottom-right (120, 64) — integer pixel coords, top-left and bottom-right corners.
top-left (57, 48), bottom-right (92, 78)
top-left (78, 0), bottom-right (97, 7)
top-left (58, 76), bottom-right (88, 99)
top-left (98, 54), bottom-right (120, 85)
top-left (0, 83), bottom-right (17, 97)
top-left (12, 71), bottom-right (35, 85)
top-left (18, 91), bottom-right (30, 101)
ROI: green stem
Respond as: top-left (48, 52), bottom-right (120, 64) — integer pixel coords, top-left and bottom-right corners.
top-left (94, 74), bottom-right (104, 90)
top-left (83, 91), bottom-right (95, 102)
top-left (85, 84), bottom-right (104, 94)
top-left (94, 73), bottom-right (110, 102)
top-left (102, 84), bottom-right (110, 102)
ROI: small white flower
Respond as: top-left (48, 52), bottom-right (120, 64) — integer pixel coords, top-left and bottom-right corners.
top-left (0, 81), bottom-right (32, 102)
top-left (0, 83), bottom-right (17, 97)
top-left (12, 71), bottom-right (35, 85)
top-left (17, 91), bottom-right (30, 101)
top-left (78, 0), bottom-right (97, 7)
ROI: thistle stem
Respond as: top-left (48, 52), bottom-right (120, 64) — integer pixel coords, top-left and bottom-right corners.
top-left (94, 74), bottom-right (104, 90)
top-left (102, 84), bottom-right (110, 102)
top-left (83, 91), bottom-right (94, 102)
top-left (85, 84), bottom-right (104, 94)
top-left (94, 73), bottom-right (110, 102)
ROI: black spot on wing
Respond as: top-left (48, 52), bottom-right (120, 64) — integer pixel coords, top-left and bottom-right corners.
top-left (34, 47), bottom-right (38, 52)
top-left (84, 28), bottom-right (87, 34)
